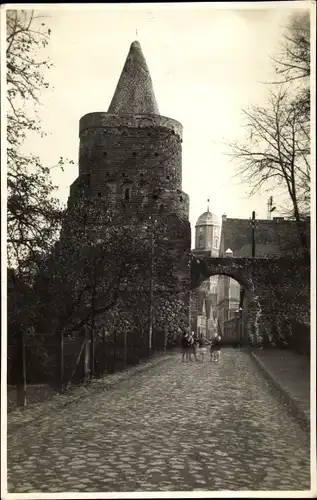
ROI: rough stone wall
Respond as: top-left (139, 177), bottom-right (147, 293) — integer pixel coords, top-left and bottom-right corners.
top-left (64, 110), bottom-right (191, 346)
top-left (74, 120), bottom-right (189, 223)
top-left (191, 256), bottom-right (310, 346)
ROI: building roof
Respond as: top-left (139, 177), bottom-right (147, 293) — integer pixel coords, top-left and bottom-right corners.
top-left (196, 210), bottom-right (220, 226)
top-left (108, 41), bottom-right (160, 115)
top-left (219, 217), bottom-right (310, 258)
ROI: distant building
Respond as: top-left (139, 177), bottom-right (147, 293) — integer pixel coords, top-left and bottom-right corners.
top-left (216, 247), bottom-right (241, 338)
top-left (192, 206), bottom-right (220, 338)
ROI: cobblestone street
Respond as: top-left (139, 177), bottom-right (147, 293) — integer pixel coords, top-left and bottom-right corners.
top-left (7, 348), bottom-right (310, 493)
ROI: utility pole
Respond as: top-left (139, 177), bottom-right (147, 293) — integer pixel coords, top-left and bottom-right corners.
top-left (90, 292), bottom-right (95, 379)
top-left (251, 210), bottom-right (256, 258)
top-left (17, 329), bottom-right (27, 407)
top-left (148, 215), bottom-right (154, 356)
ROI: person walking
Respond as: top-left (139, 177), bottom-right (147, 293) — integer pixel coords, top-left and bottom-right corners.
top-left (191, 332), bottom-right (199, 362)
top-left (181, 332), bottom-right (190, 362)
top-left (210, 334), bottom-right (222, 362)
top-left (198, 335), bottom-right (210, 363)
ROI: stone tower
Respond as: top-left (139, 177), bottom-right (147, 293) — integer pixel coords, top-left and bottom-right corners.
top-left (66, 41), bottom-right (191, 340)
top-left (68, 41), bottom-right (189, 224)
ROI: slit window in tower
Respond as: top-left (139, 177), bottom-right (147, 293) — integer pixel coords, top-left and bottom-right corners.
top-left (124, 188), bottom-right (130, 201)
top-left (214, 236), bottom-right (219, 248)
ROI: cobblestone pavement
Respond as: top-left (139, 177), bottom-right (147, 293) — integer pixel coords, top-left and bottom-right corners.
top-left (7, 348), bottom-right (310, 493)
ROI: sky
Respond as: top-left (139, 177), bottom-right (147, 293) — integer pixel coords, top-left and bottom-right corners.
top-left (9, 2), bottom-right (312, 246)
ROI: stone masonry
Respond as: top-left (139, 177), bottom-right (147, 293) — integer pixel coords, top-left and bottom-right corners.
top-left (191, 256), bottom-right (310, 346)
top-left (66, 41), bottom-right (191, 336)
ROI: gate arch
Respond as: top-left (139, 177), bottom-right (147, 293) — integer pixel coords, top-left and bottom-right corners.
top-left (190, 256), bottom-right (257, 345)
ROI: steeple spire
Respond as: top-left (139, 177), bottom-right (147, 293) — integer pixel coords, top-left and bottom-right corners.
top-left (108, 41), bottom-right (160, 115)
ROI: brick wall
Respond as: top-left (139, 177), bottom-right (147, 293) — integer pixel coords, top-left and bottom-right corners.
top-left (220, 217), bottom-right (310, 258)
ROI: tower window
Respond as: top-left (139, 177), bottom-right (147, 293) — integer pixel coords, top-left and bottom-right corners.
top-left (133, 152), bottom-right (137, 157)
top-left (199, 234), bottom-right (204, 249)
top-left (214, 236), bottom-right (219, 248)
top-left (98, 192), bottom-right (101, 197)
top-left (166, 175), bottom-right (170, 180)
top-left (180, 196), bottom-right (183, 202)
top-left (122, 181), bottom-right (132, 202)
top-left (159, 204), bottom-right (164, 212)
top-left (103, 152), bottom-right (107, 156)
top-left (155, 153), bottom-right (159, 157)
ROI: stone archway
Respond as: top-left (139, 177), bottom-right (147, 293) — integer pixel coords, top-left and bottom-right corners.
top-left (190, 254), bottom-right (310, 347)
top-left (190, 256), bottom-right (256, 345)
top-left (191, 257), bottom-right (264, 345)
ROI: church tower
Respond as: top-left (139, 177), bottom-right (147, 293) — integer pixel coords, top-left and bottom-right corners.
top-left (194, 204), bottom-right (221, 257)
top-left (191, 203), bottom-right (220, 338)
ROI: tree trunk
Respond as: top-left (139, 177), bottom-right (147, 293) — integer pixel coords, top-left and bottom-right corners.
top-left (290, 181), bottom-right (310, 262)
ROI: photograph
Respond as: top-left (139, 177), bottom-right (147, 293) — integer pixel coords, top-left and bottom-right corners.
top-left (1, 1), bottom-right (315, 497)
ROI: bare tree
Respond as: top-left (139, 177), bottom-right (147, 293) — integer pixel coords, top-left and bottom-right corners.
top-left (273, 11), bottom-right (310, 84)
top-left (230, 87), bottom-right (310, 258)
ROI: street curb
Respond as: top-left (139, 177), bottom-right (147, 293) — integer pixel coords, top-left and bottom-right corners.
top-left (250, 351), bottom-right (310, 434)
top-left (8, 352), bottom-right (174, 433)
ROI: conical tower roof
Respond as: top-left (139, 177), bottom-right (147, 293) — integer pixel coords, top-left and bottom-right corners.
top-left (108, 41), bottom-right (160, 115)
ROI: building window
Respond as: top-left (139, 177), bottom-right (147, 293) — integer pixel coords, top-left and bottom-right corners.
top-left (124, 187), bottom-right (131, 201)
top-left (199, 234), bottom-right (204, 248)
top-left (214, 236), bottom-right (219, 248)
